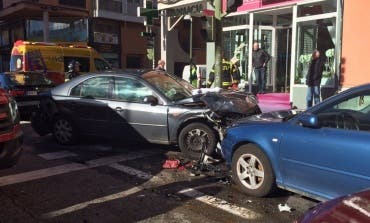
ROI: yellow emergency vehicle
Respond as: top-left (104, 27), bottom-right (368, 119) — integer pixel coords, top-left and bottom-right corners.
top-left (10, 40), bottom-right (111, 84)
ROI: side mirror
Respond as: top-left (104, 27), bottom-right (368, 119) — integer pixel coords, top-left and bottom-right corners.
top-left (143, 95), bottom-right (158, 106)
top-left (298, 113), bottom-right (320, 128)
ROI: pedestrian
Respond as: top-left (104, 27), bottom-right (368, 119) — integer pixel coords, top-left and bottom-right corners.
top-left (252, 42), bottom-right (271, 94)
top-left (155, 59), bottom-right (166, 71)
top-left (207, 57), bottom-right (238, 89)
top-left (306, 49), bottom-right (325, 108)
top-left (230, 57), bottom-right (241, 90)
top-left (66, 60), bottom-right (81, 80)
top-left (189, 63), bottom-right (198, 88)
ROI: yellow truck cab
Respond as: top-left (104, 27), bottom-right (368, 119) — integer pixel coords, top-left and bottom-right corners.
top-left (10, 40), bottom-right (111, 84)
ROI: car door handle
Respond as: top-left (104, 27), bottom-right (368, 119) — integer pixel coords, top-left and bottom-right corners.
top-left (115, 107), bottom-right (124, 112)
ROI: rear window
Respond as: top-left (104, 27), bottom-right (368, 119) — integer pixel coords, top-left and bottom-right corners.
top-left (8, 73), bottom-right (53, 86)
top-left (10, 55), bottom-right (23, 72)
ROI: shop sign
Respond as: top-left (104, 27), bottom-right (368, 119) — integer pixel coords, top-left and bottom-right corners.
top-left (158, 0), bottom-right (206, 14)
top-left (94, 32), bottom-right (119, 45)
top-left (166, 3), bottom-right (204, 16)
top-left (238, 0), bottom-right (300, 12)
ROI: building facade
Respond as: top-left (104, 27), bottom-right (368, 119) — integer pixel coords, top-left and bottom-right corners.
top-left (158, 0), bottom-right (370, 109)
top-left (0, 0), bottom-right (152, 71)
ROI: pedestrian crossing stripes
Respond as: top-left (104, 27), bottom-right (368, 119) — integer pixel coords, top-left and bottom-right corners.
top-left (0, 150), bottom-right (161, 187)
top-left (38, 151), bottom-right (78, 160)
top-left (42, 162), bottom-right (261, 220)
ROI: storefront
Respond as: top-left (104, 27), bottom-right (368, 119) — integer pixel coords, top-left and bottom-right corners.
top-left (90, 19), bottom-right (121, 68)
top-left (223, 0), bottom-right (342, 108)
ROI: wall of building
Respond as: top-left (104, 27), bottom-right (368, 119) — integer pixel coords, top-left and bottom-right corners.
top-left (121, 22), bottom-right (151, 69)
top-left (341, 0), bottom-right (370, 88)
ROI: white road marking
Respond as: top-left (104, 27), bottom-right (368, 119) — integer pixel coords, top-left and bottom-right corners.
top-left (0, 150), bottom-right (161, 187)
top-left (43, 163), bottom-right (261, 220)
top-left (42, 186), bottom-right (142, 219)
top-left (178, 188), bottom-right (261, 219)
top-left (38, 151), bottom-right (78, 160)
top-left (109, 163), bottom-right (152, 180)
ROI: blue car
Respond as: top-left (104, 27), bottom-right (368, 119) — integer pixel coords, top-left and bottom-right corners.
top-left (221, 83), bottom-right (370, 201)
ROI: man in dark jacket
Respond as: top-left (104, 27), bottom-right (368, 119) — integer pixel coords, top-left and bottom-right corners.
top-left (306, 50), bottom-right (325, 108)
top-left (252, 42), bottom-right (271, 94)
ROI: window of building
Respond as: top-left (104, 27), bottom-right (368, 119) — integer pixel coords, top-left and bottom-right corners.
top-left (59, 0), bottom-right (86, 8)
top-left (26, 18), bottom-right (88, 42)
top-left (98, 0), bottom-right (122, 13)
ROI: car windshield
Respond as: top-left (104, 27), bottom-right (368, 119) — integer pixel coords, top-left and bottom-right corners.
top-left (8, 72), bottom-right (54, 86)
top-left (142, 71), bottom-right (193, 101)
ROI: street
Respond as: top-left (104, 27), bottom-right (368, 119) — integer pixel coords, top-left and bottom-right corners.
top-left (0, 122), bottom-right (318, 223)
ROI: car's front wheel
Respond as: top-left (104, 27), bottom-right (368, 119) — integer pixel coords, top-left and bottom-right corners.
top-left (53, 116), bottom-right (77, 145)
top-left (178, 122), bottom-right (217, 160)
top-left (231, 144), bottom-right (276, 197)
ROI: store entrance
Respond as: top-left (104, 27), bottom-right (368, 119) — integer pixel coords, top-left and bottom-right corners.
top-left (253, 10), bottom-right (293, 93)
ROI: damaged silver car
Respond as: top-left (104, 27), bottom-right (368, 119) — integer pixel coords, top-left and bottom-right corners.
top-left (31, 70), bottom-right (260, 159)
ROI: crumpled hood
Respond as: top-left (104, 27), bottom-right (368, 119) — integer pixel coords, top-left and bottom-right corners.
top-left (236, 109), bottom-right (298, 124)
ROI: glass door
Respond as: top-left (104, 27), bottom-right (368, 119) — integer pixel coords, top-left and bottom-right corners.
top-left (253, 26), bottom-right (275, 91)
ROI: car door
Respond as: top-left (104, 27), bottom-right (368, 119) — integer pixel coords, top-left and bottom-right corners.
top-left (68, 76), bottom-right (114, 136)
top-left (279, 90), bottom-right (370, 199)
top-left (107, 76), bottom-right (169, 144)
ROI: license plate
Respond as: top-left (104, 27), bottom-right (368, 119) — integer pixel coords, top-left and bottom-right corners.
top-left (17, 101), bottom-right (40, 106)
top-left (26, 91), bottom-right (38, 96)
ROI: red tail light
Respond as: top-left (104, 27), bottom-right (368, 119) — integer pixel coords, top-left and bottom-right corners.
top-left (8, 89), bottom-right (25, 97)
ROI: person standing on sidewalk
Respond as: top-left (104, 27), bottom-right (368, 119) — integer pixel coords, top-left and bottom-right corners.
top-left (252, 42), bottom-right (271, 94)
top-left (306, 50), bottom-right (325, 108)
top-left (155, 59), bottom-right (166, 71)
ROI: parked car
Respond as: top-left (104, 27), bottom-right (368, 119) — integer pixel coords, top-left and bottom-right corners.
top-left (0, 88), bottom-right (23, 169)
top-left (0, 72), bottom-right (55, 119)
top-left (31, 70), bottom-right (260, 159)
top-left (221, 83), bottom-right (370, 201)
top-left (296, 188), bottom-right (370, 223)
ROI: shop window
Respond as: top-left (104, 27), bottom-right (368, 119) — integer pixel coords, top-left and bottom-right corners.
top-left (223, 30), bottom-right (249, 81)
top-left (295, 18), bottom-right (336, 86)
top-left (223, 15), bottom-right (249, 27)
top-left (59, 0), bottom-right (86, 8)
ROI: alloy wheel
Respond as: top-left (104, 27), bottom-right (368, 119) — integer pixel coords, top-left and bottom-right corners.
top-left (236, 154), bottom-right (265, 189)
top-left (54, 119), bottom-right (73, 144)
top-left (184, 128), bottom-right (209, 153)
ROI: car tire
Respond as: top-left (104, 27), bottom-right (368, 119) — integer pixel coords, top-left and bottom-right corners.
top-left (231, 144), bottom-right (276, 197)
top-left (52, 116), bottom-right (78, 145)
top-left (30, 112), bottom-right (51, 136)
top-left (178, 122), bottom-right (217, 160)
top-left (0, 141), bottom-right (23, 169)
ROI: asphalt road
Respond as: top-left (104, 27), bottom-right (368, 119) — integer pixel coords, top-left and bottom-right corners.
top-left (0, 122), bottom-right (319, 223)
